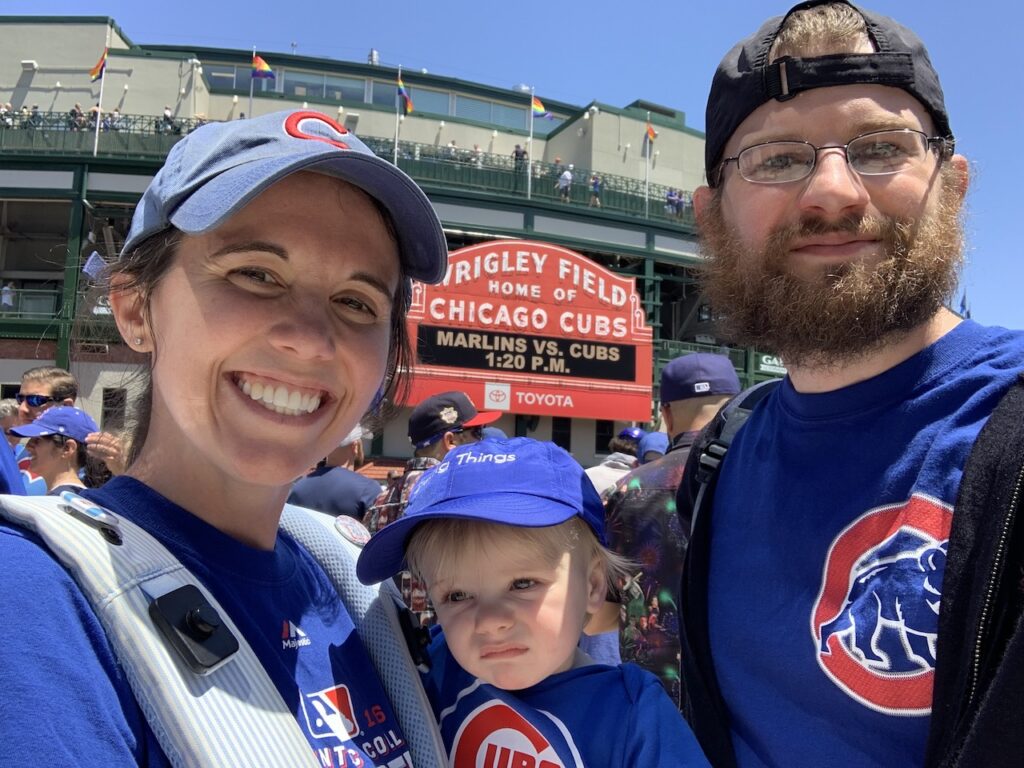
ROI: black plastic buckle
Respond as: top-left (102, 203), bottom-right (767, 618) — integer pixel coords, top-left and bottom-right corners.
top-left (149, 585), bottom-right (240, 675)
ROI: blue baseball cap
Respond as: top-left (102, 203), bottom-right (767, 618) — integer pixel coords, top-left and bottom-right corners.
top-left (121, 110), bottom-right (447, 285)
top-left (660, 353), bottom-right (741, 403)
top-left (9, 406), bottom-right (99, 443)
top-left (638, 431), bottom-right (670, 463)
top-left (617, 426), bottom-right (645, 442)
top-left (356, 437), bottom-right (606, 585)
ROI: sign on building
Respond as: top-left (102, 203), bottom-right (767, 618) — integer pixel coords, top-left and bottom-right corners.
top-left (407, 240), bottom-right (653, 420)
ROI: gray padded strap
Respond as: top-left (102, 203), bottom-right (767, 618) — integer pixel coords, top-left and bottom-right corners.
top-left (280, 505), bottom-right (446, 767)
top-left (0, 494), bottom-right (318, 768)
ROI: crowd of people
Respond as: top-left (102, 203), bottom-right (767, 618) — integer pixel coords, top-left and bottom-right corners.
top-left (1, 2), bottom-right (1022, 766)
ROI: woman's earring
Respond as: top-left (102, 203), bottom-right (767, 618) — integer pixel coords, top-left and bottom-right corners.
top-left (134, 337), bottom-right (143, 346)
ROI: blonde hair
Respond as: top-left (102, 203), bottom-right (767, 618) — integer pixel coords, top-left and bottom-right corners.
top-left (405, 516), bottom-right (633, 596)
top-left (770, 2), bottom-right (872, 61)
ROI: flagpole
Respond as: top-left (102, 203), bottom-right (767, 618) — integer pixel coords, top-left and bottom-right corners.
top-left (92, 25), bottom-right (111, 157)
top-left (249, 46), bottom-right (256, 118)
top-left (393, 66), bottom-right (402, 165)
top-left (526, 87), bottom-right (535, 200)
top-left (644, 111), bottom-right (651, 219)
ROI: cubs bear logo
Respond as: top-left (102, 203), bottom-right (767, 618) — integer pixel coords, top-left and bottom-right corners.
top-left (450, 701), bottom-right (581, 768)
top-left (811, 493), bottom-right (952, 715)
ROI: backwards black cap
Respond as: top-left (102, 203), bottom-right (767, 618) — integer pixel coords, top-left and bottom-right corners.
top-left (705, 1), bottom-right (953, 185)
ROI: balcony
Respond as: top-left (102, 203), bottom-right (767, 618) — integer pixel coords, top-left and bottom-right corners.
top-left (0, 110), bottom-right (695, 228)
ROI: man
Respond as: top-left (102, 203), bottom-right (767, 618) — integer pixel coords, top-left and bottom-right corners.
top-left (362, 390), bottom-right (498, 626)
top-left (598, 354), bottom-right (739, 707)
top-left (287, 426), bottom-right (381, 519)
top-left (679, 3), bottom-right (1024, 767)
top-left (15, 366), bottom-right (124, 493)
top-left (557, 163), bottom-right (573, 202)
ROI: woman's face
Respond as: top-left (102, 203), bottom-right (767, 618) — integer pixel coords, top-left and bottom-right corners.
top-left (132, 171), bottom-right (400, 489)
top-left (25, 436), bottom-right (68, 484)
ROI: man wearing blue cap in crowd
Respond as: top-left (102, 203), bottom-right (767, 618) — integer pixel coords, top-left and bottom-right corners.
top-left (679, 3), bottom-right (1024, 767)
top-left (0, 109), bottom-right (449, 765)
top-left (595, 353), bottom-right (739, 707)
top-left (356, 437), bottom-right (710, 766)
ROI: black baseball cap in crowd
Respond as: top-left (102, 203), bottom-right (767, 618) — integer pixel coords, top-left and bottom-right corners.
top-left (407, 391), bottom-right (500, 448)
top-left (705, 0), bottom-right (954, 185)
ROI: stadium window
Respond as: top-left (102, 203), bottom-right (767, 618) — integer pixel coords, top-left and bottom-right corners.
top-left (594, 419), bottom-right (613, 454)
top-left (371, 82), bottom-right (397, 108)
top-left (325, 75), bottom-right (365, 104)
top-left (454, 94), bottom-right (490, 123)
top-left (492, 103), bottom-right (527, 131)
top-left (0, 383), bottom-right (19, 399)
top-left (551, 417), bottom-right (572, 451)
top-left (408, 87), bottom-right (449, 115)
top-left (283, 70), bottom-right (325, 100)
top-left (203, 64), bottom-right (236, 90)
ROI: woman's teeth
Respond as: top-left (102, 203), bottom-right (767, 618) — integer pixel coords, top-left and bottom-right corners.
top-left (239, 378), bottom-right (321, 416)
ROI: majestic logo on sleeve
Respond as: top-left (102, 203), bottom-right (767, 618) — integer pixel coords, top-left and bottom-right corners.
top-left (811, 494), bottom-right (952, 715)
top-left (450, 701), bottom-right (582, 768)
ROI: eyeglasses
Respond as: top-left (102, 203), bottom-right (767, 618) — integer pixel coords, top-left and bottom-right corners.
top-left (716, 129), bottom-right (954, 186)
top-left (15, 393), bottom-right (59, 408)
top-left (451, 426), bottom-right (484, 441)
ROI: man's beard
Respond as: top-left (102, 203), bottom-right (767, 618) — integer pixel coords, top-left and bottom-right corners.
top-left (698, 168), bottom-right (965, 369)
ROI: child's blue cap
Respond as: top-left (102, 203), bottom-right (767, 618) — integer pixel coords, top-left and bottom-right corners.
top-left (356, 437), bottom-right (606, 585)
top-left (121, 109), bottom-right (447, 285)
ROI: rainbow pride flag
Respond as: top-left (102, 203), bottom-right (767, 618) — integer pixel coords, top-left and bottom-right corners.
top-left (89, 48), bottom-right (108, 82)
top-left (646, 121), bottom-right (657, 142)
top-left (252, 55), bottom-right (275, 79)
top-left (531, 96), bottom-right (551, 118)
top-left (397, 75), bottom-right (414, 114)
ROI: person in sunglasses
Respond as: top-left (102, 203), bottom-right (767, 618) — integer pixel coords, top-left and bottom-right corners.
top-left (363, 390), bottom-right (500, 627)
top-left (8, 406), bottom-right (98, 495)
top-left (13, 365), bottom-right (124, 493)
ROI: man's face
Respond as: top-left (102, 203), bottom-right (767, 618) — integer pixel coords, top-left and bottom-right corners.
top-left (694, 84), bottom-right (967, 367)
top-left (17, 380), bottom-right (68, 425)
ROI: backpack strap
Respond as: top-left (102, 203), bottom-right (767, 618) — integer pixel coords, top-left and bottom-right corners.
top-left (280, 505), bottom-right (447, 767)
top-left (685, 378), bottom-right (781, 531)
top-left (0, 493), bottom-right (318, 768)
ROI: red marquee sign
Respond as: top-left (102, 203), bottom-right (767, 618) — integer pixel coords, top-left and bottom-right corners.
top-left (406, 240), bottom-right (653, 420)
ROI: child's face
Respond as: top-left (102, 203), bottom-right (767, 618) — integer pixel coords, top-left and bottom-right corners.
top-left (423, 530), bottom-right (606, 691)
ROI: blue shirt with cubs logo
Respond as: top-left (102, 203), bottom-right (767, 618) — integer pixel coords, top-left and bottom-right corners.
top-left (0, 476), bottom-right (410, 767)
top-left (707, 321), bottom-right (1024, 767)
top-left (422, 631), bottom-right (709, 767)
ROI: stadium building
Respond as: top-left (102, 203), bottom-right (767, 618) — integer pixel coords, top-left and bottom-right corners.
top-left (0, 16), bottom-right (784, 467)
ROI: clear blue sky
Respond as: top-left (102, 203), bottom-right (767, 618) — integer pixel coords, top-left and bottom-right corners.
top-left (10, 0), bottom-right (1023, 328)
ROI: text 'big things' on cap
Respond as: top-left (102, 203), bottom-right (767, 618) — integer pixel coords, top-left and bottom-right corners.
top-left (122, 109), bottom-right (447, 284)
top-left (355, 437), bottom-right (606, 585)
top-left (407, 391), bottom-right (500, 448)
top-left (705, 0), bottom-right (953, 184)
top-left (661, 353), bottom-right (741, 403)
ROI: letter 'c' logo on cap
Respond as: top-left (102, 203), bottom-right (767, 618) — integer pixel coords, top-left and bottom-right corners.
top-left (284, 111), bottom-right (350, 150)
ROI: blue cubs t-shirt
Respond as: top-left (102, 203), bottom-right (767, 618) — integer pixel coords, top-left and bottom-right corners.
top-left (423, 630), bottom-right (709, 767)
top-left (0, 476), bottom-right (411, 766)
top-left (707, 321), bottom-right (1024, 767)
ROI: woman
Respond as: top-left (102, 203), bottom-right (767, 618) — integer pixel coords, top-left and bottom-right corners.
top-left (0, 110), bottom-right (447, 766)
top-left (8, 405), bottom-right (97, 494)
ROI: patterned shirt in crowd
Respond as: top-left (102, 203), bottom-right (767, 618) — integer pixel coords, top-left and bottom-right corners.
top-left (603, 430), bottom-right (699, 709)
top-left (362, 455), bottom-right (440, 627)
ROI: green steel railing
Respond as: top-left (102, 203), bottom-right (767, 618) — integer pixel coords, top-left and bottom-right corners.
top-left (0, 110), bottom-right (695, 227)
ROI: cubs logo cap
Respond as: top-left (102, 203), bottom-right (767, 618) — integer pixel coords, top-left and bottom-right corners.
top-left (9, 406), bottom-right (99, 443)
top-left (356, 437), bottom-right (606, 585)
top-left (121, 109), bottom-right (447, 284)
top-left (705, 1), bottom-right (953, 185)
top-left (660, 352), bottom-right (741, 403)
top-left (407, 391), bottom-right (500, 448)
